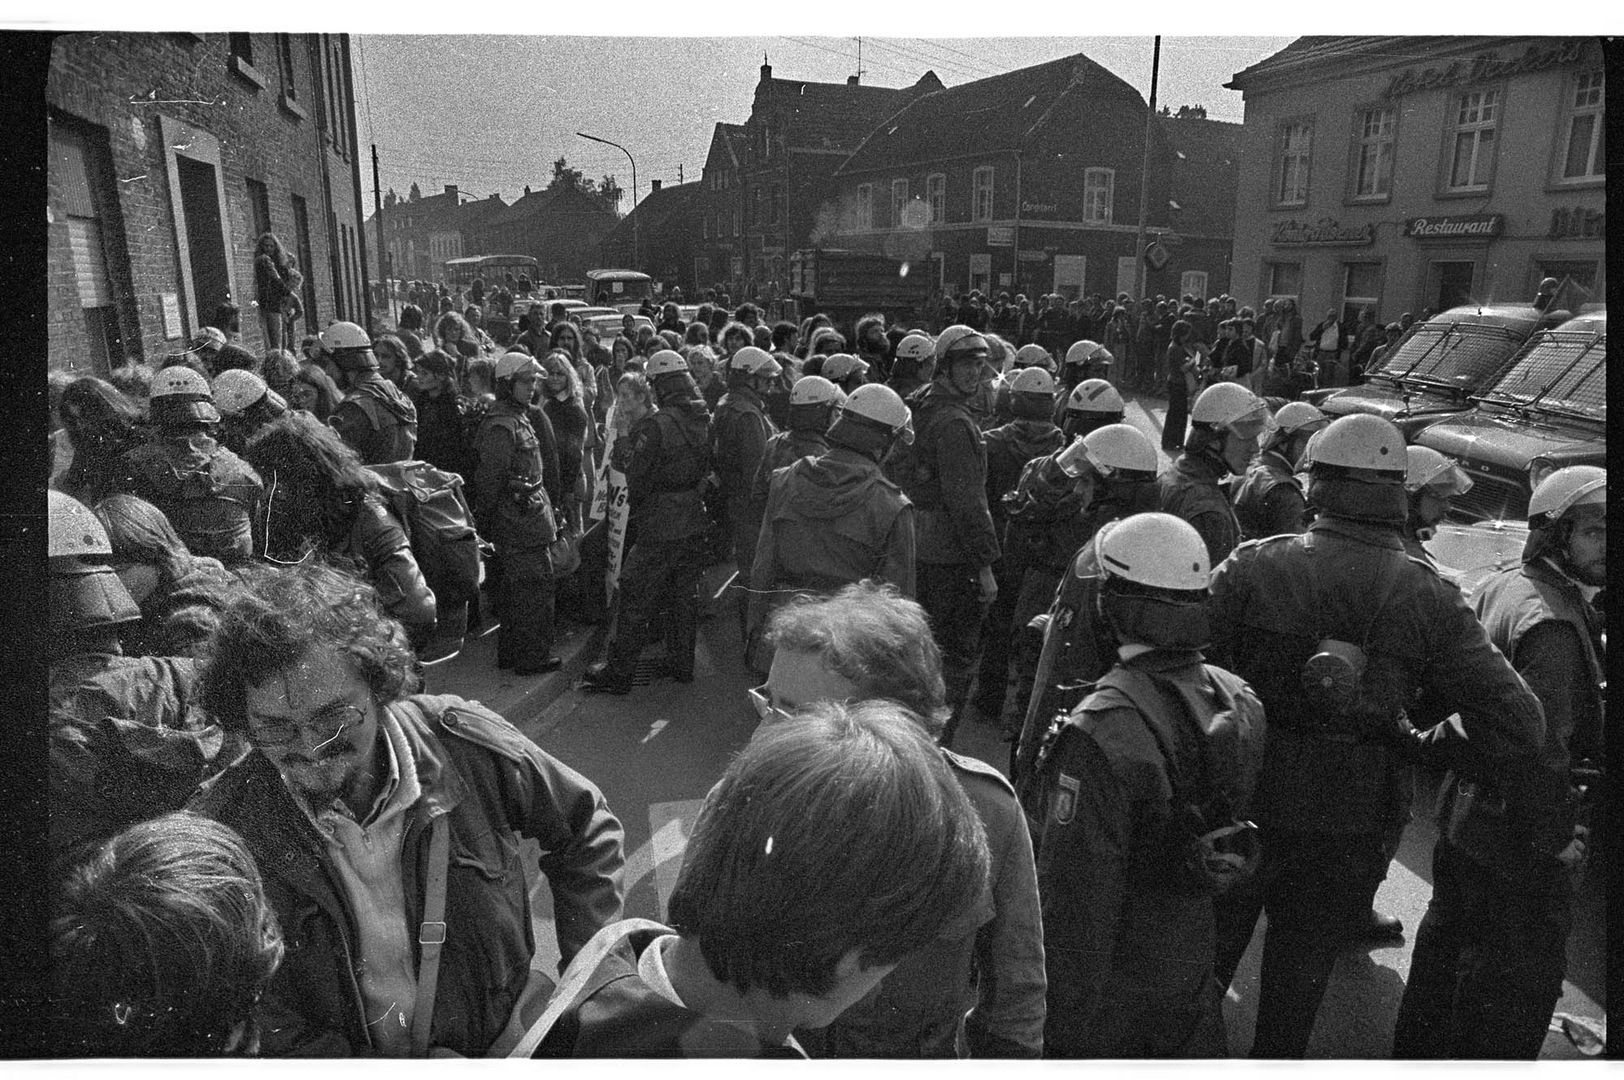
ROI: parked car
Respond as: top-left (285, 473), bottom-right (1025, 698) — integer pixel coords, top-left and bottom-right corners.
top-left (1413, 308), bottom-right (1605, 523)
top-left (1304, 304), bottom-right (1555, 440)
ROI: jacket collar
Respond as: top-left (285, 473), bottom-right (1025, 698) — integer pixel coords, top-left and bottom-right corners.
top-left (1173, 451), bottom-right (1226, 483)
top-left (1308, 515), bottom-right (1406, 551)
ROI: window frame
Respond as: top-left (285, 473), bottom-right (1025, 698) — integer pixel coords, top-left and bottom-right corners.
top-left (226, 33), bottom-right (267, 90)
top-left (1180, 270), bottom-right (1208, 302)
top-left (855, 183), bottom-right (873, 231)
top-left (1082, 167), bottom-right (1115, 223)
top-left (1553, 67), bottom-right (1604, 186)
top-left (925, 173), bottom-right (945, 224)
top-left (1348, 104), bottom-right (1396, 204)
top-left (1442, 87), bottom-right (1502, 196)
top-left (1272, 117), bottom-right (1313, 209)
top-left (1263, 260), bottom-right (1303, 306)
top-left (971, 165), bottom-right (994, 223)
top-left (891, 178), bottom-right (909, 228)
top-left (1340, 260), bottom-right (1384, 327)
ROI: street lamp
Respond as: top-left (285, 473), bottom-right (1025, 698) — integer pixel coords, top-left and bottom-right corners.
top-left (577, 131), bottom-right (638, 270)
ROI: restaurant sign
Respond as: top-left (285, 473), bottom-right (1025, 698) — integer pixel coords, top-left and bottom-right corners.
top-left (1548, 207), bottom-right (1603, 240)
top-left (1380, 40), bottom-right (1585, 101)
top-left (1271, 218), bottom-right (1375, 246)
top-left (1405, 213), bottom-right (1504, 240)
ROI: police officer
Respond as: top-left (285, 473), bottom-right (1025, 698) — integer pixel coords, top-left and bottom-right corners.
top-left (1159, 381), bottom-right (1276, 567)
top-left (321, 320), bottom-right (419, 465)
top-left (1204, 414), bottom-right (1546, 1058)
top-left (47, 491), bottom-right (245, 861)
top-left (118, 367), bottom-right (263, 565)
top-left (1058, 378), bottom-right (1126, 440)
top-left (473, 352), bottom-right (562, 675)
top-left (1401, 445), bottom-right (1475, 557)
top-left (1009, 424), bottom-right (1163, 782)
top-left (584, 350), bottom-right (713, 694)
top-left (1231, 401), bottom-right (1328, 542)
top-left (211, 368), bottom-right (288, 456)
top-left (972, 367), bottom-right (1064, 726)
top-left (819, 352), bottom-right (869, 398)
top-left (1031, 512), bottom-right (1264, 1057)
top-left (1013, 343), bottom-right (1056, 374)
top-left (747, 383), bottom-right (915, 649)
top-left (1051, 339), bottom-right (1114, 427)
top-left (1393, 466), bottom-right (1605, 1059)
top-left (709, 344), bottom-right (781, 576)
top-left (885, 332), bottom-right (935, 400)
top-left (743, 374), bottom-right (845, 553)
top-left (896, 325), bottom-right (1002, 749)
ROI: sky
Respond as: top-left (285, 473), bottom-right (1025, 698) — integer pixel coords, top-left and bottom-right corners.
top-left (351, 36), bottom-right (1295, 216)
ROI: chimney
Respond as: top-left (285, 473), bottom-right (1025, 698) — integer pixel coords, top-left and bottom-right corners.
top-left (523, 185), bottom-right (531, 197)
top-left (650, 179), bottom-right (662, 193)
top-left (445, 184), bottom-right (458, 202)
top-left (847, 74), bottom-right (860, 85)
top-left (760, 61), bottom-right (772, 83)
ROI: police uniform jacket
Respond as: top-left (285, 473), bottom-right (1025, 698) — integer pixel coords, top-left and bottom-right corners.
top-left (1446, 559), bottom-right (1604, 872)
top-left (616, 401), bottom-right (712, 543)
top-left (474, 401), bottom-right (559, 552)
top-left (121, 432), bottom-right (263, 564)
top-left (1230, 450), bottom-right (1309, 541)
top-left (1158, 452), bottom-right (1241, 568)
top-left (191, 694), bottom-right (625, 1056)
top-left (983, 420), bottom-right (1065, 535)
top-left (709, 387), bottom-right (775, 508)
top-left (900, 383), bottom-right (1000, 568)
top-left (1034, 649), bottom-right (1260, 1058)
top-left (1206, 517), bottom-right (1545, 836)
top-left (331, 374), bottom-right (420, 465)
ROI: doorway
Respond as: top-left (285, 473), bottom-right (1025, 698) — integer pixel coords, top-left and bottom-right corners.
top-left (1053, 254), bottom-right (1086, 299)
top-left (1429, 260), bottom-right (1475, 312)
top-left (177, 155), bottom-right (231, 329)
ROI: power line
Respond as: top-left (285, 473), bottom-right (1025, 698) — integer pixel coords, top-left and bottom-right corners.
top-left (858, 37), bottom-right (996, 82)
top-left (777, 36), bottom-right (918, 82)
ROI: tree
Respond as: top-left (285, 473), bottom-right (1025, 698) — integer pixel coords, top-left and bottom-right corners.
top-left (408, 181), bottom-right (422, 201)
top-left (546, 157), bottom-right (623, 215)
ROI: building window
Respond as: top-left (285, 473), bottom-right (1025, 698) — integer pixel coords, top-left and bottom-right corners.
top-left (49, 117), bottom-right (131, 371)
top-left (751, 186), bottom-right (762, 227)
top-left (276, 33), bottom-right (297, 98)
top-left (1353, 106), bottom-right (1394, 199)
top-left (228, 33), bottom-right (253, 65)
top-left (245, 178), bottom-right (271, 238)
top-left (1448, 89), bottom-right (1498, 191)
top-left (855, 183), bottom-right (873, 230)
top-left (768, 184), bottom-right (782, 226)
top-left (925, 173), bottom-right (945, 224)
top-left (971, 166), bottom-right (994, 222)
top-left (891, 178), bottom-right (909, 227)
top-left (1560, 69), bottom-right (1604, 180)
top-left (732, 208), bottom-right (740, 236)
top-left (1341, 262), bottom-right (1382, 326)
top-left (1265, 261), bottom-right (1302, 303)
top-left (1180, 270), bottom-right (1208, 301)
top-left (1082, 168), bottom-right (1114, 223)
top-left (1275, 121), bottom-right (1311, 206)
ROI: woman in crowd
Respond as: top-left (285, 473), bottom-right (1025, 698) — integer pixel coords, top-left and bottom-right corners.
top-left (549, 320), bottom-right (599, 422)
top-left (410, 348), bottom-right (473, 478)
top-left (541, 349), bottom-right (591, 530)
top-left (686, 344), bottom-right (725, 410)
top-left (252, 232), bottom-right (301, 353)
top-left (285, 360), bottom-right (342, 421)
top-left (371, 333), bottom-right (416, 395)
top-left (436, 310), bottom-right (482, 361)
top-left (1161, 318), bottom-right (1205, 453)
top-left (93, 493), bottom-right (237, 659)
top-left (241, 411), bottom-right (437, 647)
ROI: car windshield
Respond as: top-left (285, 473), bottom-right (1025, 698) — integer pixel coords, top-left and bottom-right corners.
top-left (1372, 321), bottom-right (1530, 392)
top-left (1478, 329), bottom-right (1607, 420)
top-left (1424, 520), bottom-right (1529, 598)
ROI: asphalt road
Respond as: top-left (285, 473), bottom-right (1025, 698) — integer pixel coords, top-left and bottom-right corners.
top-left (426, 389), bottom-right (1606, 1059)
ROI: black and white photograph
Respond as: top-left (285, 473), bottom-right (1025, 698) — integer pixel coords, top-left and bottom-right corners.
top-left (21, 7), bottom-right (1610, 1062)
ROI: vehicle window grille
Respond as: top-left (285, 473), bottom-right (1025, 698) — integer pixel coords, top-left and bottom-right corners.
top-left (1375, 323), bottom-right (1526, 388)
top-left (1481, 331), bottom-right (1606, 418)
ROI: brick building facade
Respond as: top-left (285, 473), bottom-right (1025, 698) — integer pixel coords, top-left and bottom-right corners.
top-left (47, 31), bottom-right (370, 373)
top-left (368, 183), bottom-right (509, 285)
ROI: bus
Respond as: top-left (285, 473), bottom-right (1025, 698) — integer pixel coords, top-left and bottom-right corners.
top-left (444, 254), bottom-right (540, 289)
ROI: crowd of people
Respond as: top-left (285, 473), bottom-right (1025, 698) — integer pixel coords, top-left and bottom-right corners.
top-left (43, 278), bottom-right (1603, 1060)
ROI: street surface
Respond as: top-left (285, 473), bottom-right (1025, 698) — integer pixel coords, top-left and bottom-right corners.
top-left (433, 391), bottom-right (1606, 1059)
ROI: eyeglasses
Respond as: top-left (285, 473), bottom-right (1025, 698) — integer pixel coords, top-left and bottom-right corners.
top-left (248, 703), bottom-right (365, 748)
top-left (746, 684), bottom-right (790, 725)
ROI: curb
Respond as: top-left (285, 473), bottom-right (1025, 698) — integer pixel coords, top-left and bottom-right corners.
top-left (420, 615), bottom-right (607, 737)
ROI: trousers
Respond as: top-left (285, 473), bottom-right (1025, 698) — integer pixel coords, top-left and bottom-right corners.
top-left (919, 561), bottom-right (988, 749)
top-left (492, 550), bottom-right (556, 672)
top-left (605, 535), bottom-right (707, 681)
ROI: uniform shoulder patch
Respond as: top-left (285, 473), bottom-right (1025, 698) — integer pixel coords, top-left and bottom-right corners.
top-left (1052, 771), bottom-right (1080, 825)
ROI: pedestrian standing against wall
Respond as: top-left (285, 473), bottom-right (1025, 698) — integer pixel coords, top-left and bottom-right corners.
top-left (253, 233), bottom-right (301, 354)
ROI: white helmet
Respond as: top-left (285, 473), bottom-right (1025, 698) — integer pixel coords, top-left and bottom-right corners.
top-left (317, 319), bottom-right (372, 353)
top-left (983, 333), bottom-right (1013, 370)
top-left (1008, 367), bottom-right (1057, 396)
top-left (212, 369), bottom-right (274, 416)
top-left (1527, 464), bottom-right (1605, 526)
top-left (1096, 512), bottom-right (1211, 592)
top-left (789, 374), bottom-right (846, 407)
top-left (49, 489), bottom-right (113, 560)
top-left (494, 351), bottom-right (542, 381)
top-left (150, 365), bottom-right (222, 425)
top-left (646, 349), bottom-right (690, 378)
top-left (1191, 381), bottom-right (1277, 440)
top-left (895, 333), bottom-right (935, 363)
top-left (730, 345), bottom-right (782, 377)
top-left (837, 383), bottom-right (914, 444)
top-left (1014, 343), bottom-right (1054, 371)
top-left (820, 353), bottom-right (869, 382)
top-left (1066, 378), bottom-right (1125, 416)
top-left (1273, 400), bottom-right (1330, 435)
top-left (1404, 445), bottom-right (1474, 497)
top-left (1304, 414), bottom-right (1405, 476)
top-left (188, 326), bottom-right (226, 353)
top-left (1058, 422), bottom-right (1160, 480)
top-left (1064, 339), bottom-right (1112, 368)
top-left (934, 324), bottom-right (990, 361)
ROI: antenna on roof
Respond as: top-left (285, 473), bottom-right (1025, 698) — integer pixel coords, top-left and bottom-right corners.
top-left (855, 37), bottom-right (864, 84)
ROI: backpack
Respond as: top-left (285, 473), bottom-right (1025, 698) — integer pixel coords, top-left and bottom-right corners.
top-left (367, 460), bottom-right (485, 604)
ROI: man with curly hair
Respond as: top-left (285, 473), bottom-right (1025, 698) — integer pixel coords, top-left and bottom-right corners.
top-left (190, 561), bottom-right (625, 1057)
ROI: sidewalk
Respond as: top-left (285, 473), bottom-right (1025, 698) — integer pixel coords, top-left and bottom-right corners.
top-left (417, 611), bottom-right (605, 736)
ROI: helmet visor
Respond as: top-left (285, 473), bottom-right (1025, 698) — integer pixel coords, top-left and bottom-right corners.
top-left (1226, 403), bottom-right (1278, 442)
top-left (1411, 458), bottom-right (1475, 497)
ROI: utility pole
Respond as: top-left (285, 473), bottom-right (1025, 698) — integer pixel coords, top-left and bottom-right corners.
top-left (678, 163), bottom-right (684, 184)
top-left (372, 144), bottom-right (390, 322)
top-left (1133, 35), bottom-right (1161, 300)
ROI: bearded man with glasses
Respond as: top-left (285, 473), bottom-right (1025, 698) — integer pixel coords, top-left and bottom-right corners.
top-left (189, 560), bottom-right (625, 1058)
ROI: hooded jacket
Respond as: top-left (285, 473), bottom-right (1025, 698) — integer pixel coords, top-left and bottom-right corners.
top-left (983, 419), bottom-right (1065, 534)
top-left (896, 383), bottom-right (1000, 568)
top-left (744, 427), bottom-right (830, 550)
top-left (1158, 452), bottom-right (1242, 568)
top-left (332, 374), bottom-right (419, 465)
top-left (747, 447), bottom-right (914, 632)
top-left (120, 432), bottom-right (263, 564)
top-left (1231, 449), bottom-right (1309, 542)
top-left (191, 693), bottom-right (625, 1057)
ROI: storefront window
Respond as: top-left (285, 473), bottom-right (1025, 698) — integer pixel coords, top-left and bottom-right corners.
top-left (1449, 90), bottom-right (1498, 192)
top-left (1265, 261), bottom-right (1301, 302)
top-left (1341, 262), bottom-right (1381, 326)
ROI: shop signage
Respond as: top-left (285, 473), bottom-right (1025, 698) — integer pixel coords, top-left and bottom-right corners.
top-left (1017, 249), bottom-right (1050, 262)
top-left (1405, 213), bottom-right (1504, 240)
top-left (1020, 201), bottom-right (1056, 214)
top-left (987, 225), bottom-right (1016, 247)
top-left (1270, 218), bottom-right (1375, 246)
top-left (1144, 242), bottom-right (1170, 270)
top-left (1548, 207), bottom-right (1604, 240)
top-left (1379, 39), bottom-right (1586, 101)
